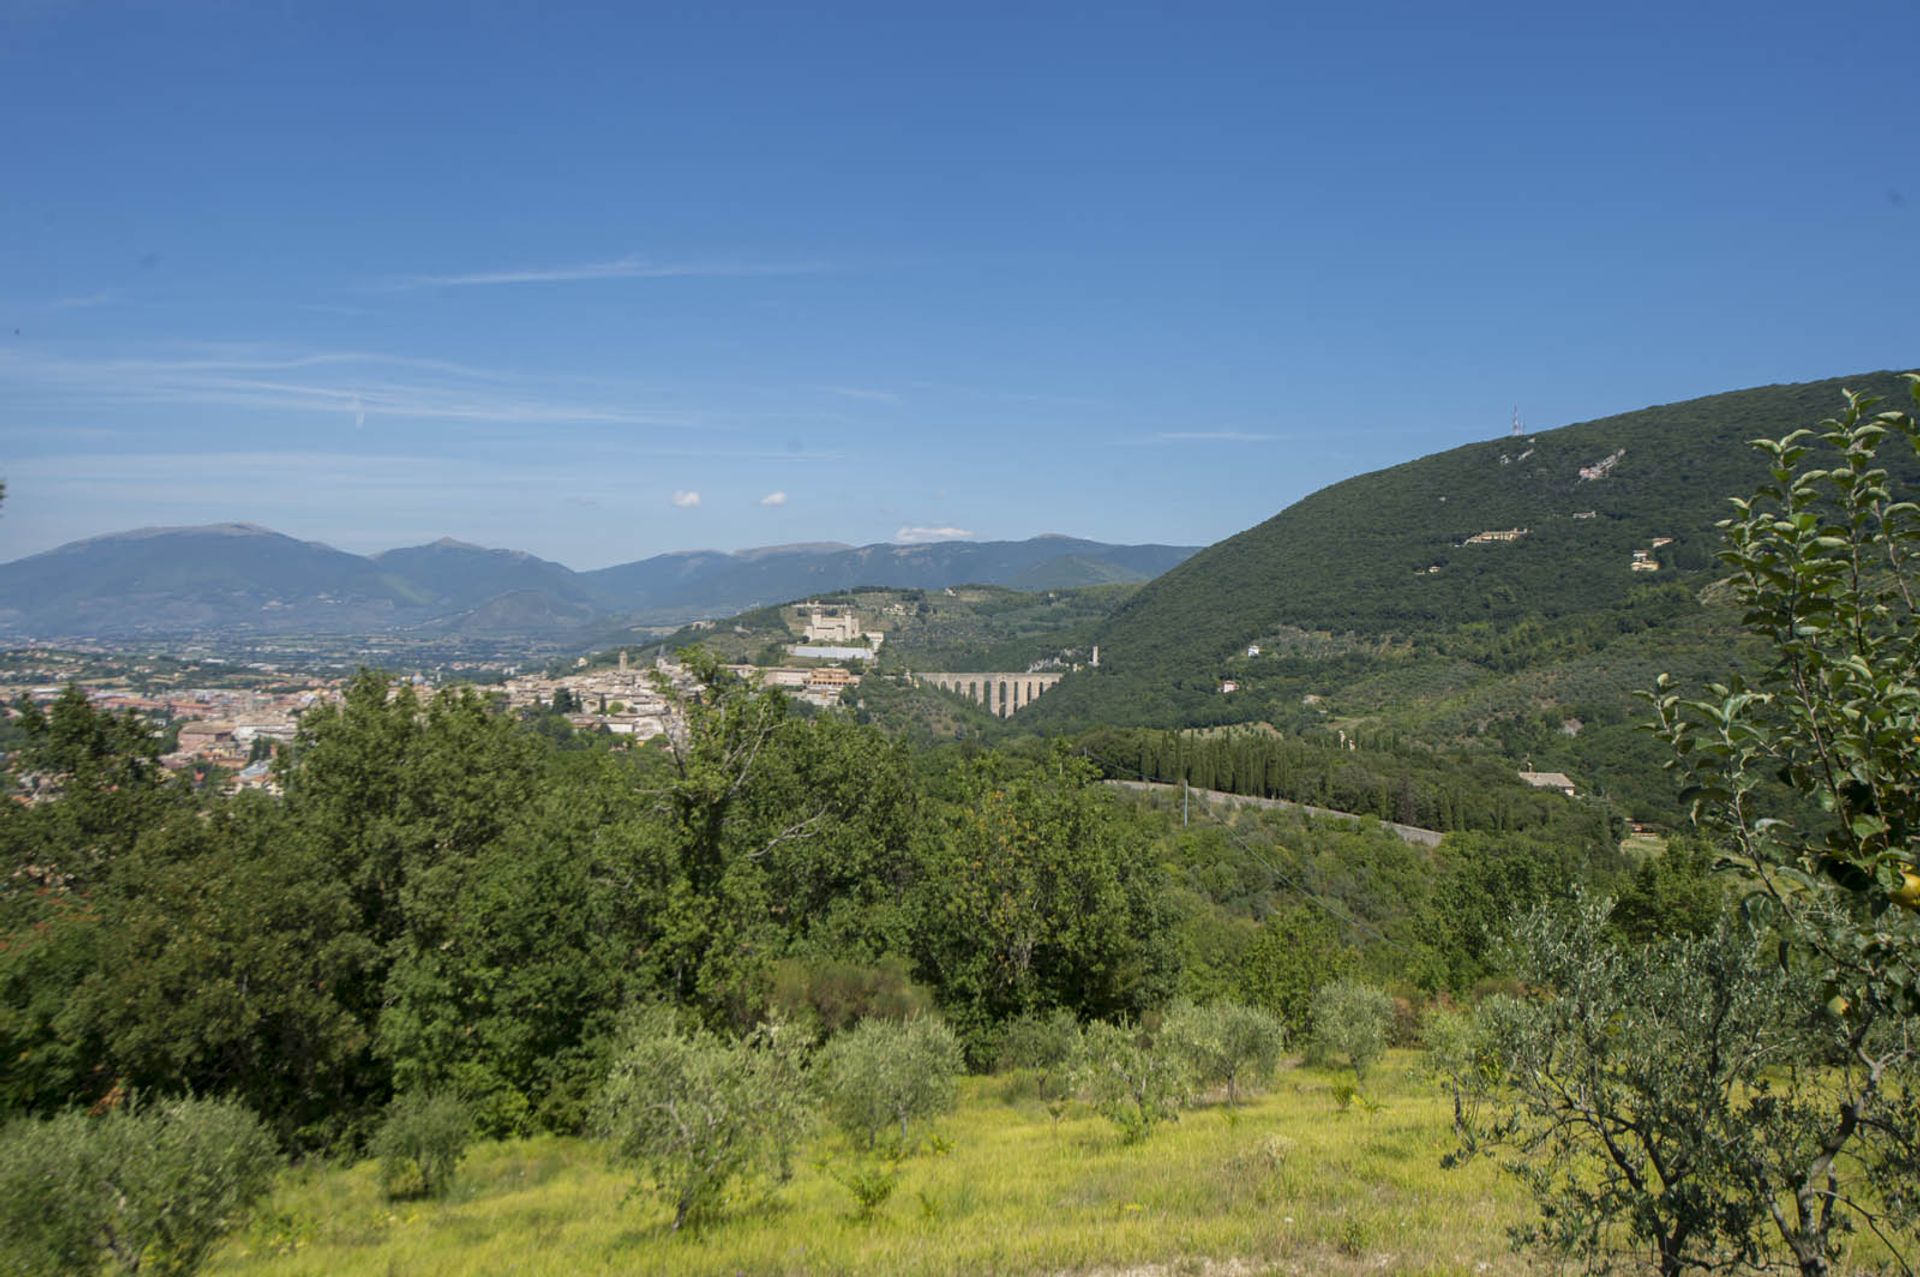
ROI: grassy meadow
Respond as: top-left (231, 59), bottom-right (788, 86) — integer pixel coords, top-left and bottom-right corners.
top-left (210, 1054), bottom-right (1537, 1277)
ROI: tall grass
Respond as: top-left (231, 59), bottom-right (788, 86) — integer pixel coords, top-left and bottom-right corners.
top-left (206, 1051), bottom-right (1905, 1275)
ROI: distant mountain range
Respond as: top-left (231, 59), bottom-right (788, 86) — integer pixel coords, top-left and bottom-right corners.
top-left (0, 527), bottom-right (1199, 639)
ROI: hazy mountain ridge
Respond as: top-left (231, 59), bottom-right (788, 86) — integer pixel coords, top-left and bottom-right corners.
top-left (590, 537), bottom-right (1197, 624)
top-left (0, 527), bottom-right (1199, 639)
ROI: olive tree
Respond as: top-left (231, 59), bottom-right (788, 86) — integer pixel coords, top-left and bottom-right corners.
top-left (594, 1007), bottom-right (812, 1232)
top-left (1443, 899), bottom-right (1825, 1276)
top-left (813, 1015), bottom-right (963, 1154)
top-left (996, 1006), bottom-right (1082, 1080)
top-left (997, 1008), bottom-right (1082, 1126)
top-left (1161, 1000), bottom-right (1286, 1108)
top-left (1647, 379), bottom-right (1920, 1272)
top-left (1309, 978), bottom-right (1393, 1084)
top-left (1074, 1019), bottom-right (1190, 1143)
top-left (0, 1097), bottom-right (279, 1277)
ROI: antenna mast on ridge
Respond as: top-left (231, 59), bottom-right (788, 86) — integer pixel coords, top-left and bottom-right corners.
top-left (1511, 406), bottom-right (1523, 437)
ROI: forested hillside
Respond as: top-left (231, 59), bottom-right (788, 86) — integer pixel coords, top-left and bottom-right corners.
top-left (1025, 373), bottom-right (1917, 818)
top-left (612, 583), bottom-right (1121, 673)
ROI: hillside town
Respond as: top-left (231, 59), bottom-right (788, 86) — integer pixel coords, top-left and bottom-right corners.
top-left (2, 628), bottom-right (877, 802)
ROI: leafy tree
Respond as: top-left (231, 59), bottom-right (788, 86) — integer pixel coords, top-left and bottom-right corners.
top-left (276, 675), bottom-right (545, 1125)
top-left (996, 1007), bottom-right (1083, 1076)
top-left (0, 1096), bottom-right (279, 1276)
top-left (995, 1007), bottom-right (1082, 1120)
top-left (11, 683), bottom-right (161, 788)
top-left (282, 675), bottom-right (542, 954)
top-left (1647, 379), bottom-right (1920, 1272)
top-left (1073, 1019), bottom-right (1189, 1143)
top-left (372, 1090), bottom-right (471, 1201)
top-left (77, 798), bottom-right (376, 1149)
top-left (814, 1016), bottom-right (963, 1154)
top-left (376, 760), bottom-right (632, 1136)
top-left (3, 684), bottom-right (176, 889)
top-left (748, 712), bottom-right (923, 964)
top-left (611, 648), bottom-right (908, 1025)
top-left (0, 884), bottom-right (105, 1115)
top-left (1610, 834), bottom-right (1725, 945)
top-left (912, 745), bottom-right (1179, 1058)
top-left (1441, 899), bottom-right (1918, 1277)
top-left (1413, 831), bottom-right (1592, 993)
top-left (594, 1006), bottom-right (812, 1232)
top-left (1236, 906), bottom-right (1354, 1035)
top-left (1310, 978), bottom-right (1393, 1084)
top-left (1160, 1000), bottom-right (1286, 1108)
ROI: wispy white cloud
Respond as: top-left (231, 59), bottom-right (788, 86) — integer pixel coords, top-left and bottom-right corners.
top-left (51, 290), bottom-right (115, 310)
top-left (670, 490), bottom-right (702, 509)
top-left (0, 347), bottom-right (693, 428)
top-left (907, 380), bottom-right (1104, 410)
top-left (387, 254), bottom-right (827, 291)
top-left (821, 386), bottom-right (901, 405)
top-left (1152, 430), bottom-right (1277, 442)
top-left (759, 490), bottom-right (788, 507)
top-left (88, 349), bottom-right (512, 380)
top-left (894, 525), bottom-right (974, 543)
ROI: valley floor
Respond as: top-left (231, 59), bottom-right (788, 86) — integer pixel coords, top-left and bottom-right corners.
top-left (211, 1055), bottom-right (1536, 1277)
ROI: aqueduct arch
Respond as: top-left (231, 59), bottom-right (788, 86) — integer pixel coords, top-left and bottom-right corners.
top-left (914, 671), bottom-right (1065, 718)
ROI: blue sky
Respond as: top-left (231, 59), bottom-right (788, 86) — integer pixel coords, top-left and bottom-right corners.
top-left (2, 1), bottom-right (1915, 569)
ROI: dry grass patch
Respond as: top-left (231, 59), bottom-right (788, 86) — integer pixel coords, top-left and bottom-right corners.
top-left (211, 1053), bottom-right (1544, 1276)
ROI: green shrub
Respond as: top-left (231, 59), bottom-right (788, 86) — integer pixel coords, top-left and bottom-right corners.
top-left (1161, 1000), bottom-right (1286, 1108)
top-left (827, 1158), bottom-right (901, 1222)
top-left (769, 955), bottom-right (933, 1038)
top-left (995, 1008), bottom-right (1082, 1122)
top-left (0, 1096), bottom-right (279, 1276)
top-left (995, 1007), bottom-right (1082, 1076)
top-left (1074, 1020), bottom-right (1190, 1143)
top-left (1387, 995), bottom-right (1422, 1048)
top-left (1310, 978), bottom-right (1394, 1083)
top-left (1418, 1004), bottom-right (1492, 1085)
top-left (372, 1090), bottom-right (471, 1201)
top-left (815, 1016), bottom-right (963, 1154)
top-left (594, 1006), bottom-right (812, 1232)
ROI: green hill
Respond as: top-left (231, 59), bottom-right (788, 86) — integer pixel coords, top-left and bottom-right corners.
top-left (1027, 371), bottom-right (1918, 817)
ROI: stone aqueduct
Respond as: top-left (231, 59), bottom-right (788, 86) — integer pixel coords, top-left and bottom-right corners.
top-left (914, 670), bottom-right (1065, 718)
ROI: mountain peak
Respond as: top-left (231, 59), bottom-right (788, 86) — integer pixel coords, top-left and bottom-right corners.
top-left (732, 541), bottom-right (856, 561)
top-left (54, 521), bottom-right (294, 553)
